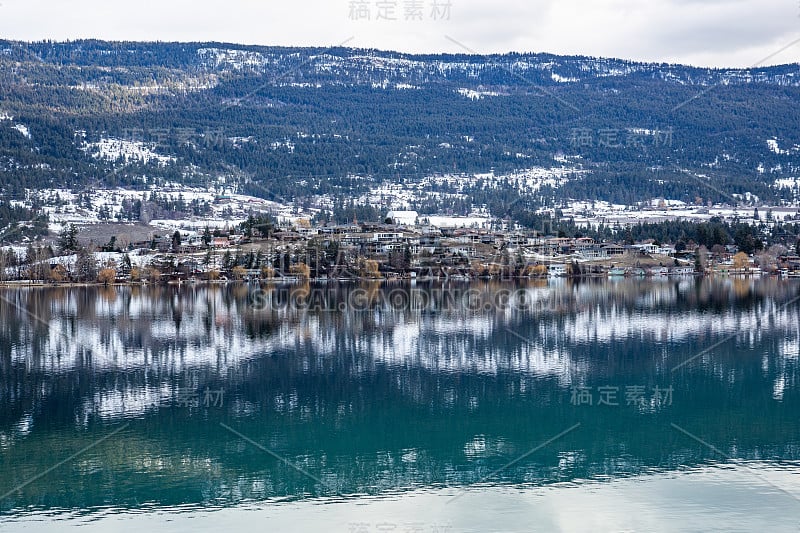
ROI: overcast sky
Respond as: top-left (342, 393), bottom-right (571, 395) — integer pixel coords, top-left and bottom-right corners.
top-left (0, 0), bottom-right (798, 67)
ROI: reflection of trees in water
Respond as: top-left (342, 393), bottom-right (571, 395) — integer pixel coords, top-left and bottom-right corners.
top-left (1, 348), bottom-right (799, 511)
top-left (1, 280), bottom-right (799, 402)
top-left (0, 280), bottom-right (800, 510)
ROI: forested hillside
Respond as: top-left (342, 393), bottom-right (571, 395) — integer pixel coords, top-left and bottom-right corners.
top-left (1, 39), bottom-right (799, 224)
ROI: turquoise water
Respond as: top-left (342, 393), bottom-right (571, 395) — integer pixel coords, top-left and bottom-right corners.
top-left (0, 279), bottom-right (799, 531)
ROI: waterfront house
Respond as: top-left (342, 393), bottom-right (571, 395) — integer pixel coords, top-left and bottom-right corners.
top-left (548, 263), bottom-right (568, 277)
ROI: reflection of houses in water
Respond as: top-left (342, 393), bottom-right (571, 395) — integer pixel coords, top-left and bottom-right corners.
top-left (4, 281), bottom-right (799, 419)
top-left (2, 280), bottom-right (799, 511)
top-left (548, 264), bottom-right (568, 277)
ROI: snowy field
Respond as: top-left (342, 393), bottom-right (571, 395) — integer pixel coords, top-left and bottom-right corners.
top-left (24, 186), bottom-right (312, 235)
top-left (82, 138), bottom-right (175, 166)
top-left (559, 201), bottom-right (798, 229)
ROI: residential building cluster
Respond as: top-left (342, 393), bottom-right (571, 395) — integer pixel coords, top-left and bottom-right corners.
top-left (4, 210), bottom-right (800, 284)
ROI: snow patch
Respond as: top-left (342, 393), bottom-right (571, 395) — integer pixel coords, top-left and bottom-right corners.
top-left (774, 177), bottom-right (800, 189)
top-left (83, 138), bottom-right (175, 165)
top-left (270, 140), bottom-right (296, 153)
top-left (13, 124), bottom-right (31, 139)
top-left (197, 48), bottom-right (270, 71)
top-left (551, 73), bottom-right (579, 83)
top-left (25, 185), bottom-right (313, 233)
top-left (767, 138), bottom-right (791, 155)
top-left (457, 88), bottom-right (501, 100)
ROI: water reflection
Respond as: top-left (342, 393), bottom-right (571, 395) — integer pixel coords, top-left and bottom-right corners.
top-left (0, 279), bottom-right (799, 514)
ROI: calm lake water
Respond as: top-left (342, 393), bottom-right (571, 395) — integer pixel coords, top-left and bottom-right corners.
top-left (1, 279), bottom-right (799, 532)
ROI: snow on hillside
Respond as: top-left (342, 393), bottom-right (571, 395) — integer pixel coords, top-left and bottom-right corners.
top-left (350, 166), bottom-right (586, 213)
top-left (551, 73), bottom-right (579, 83)
top-left (474, 167), bottom-right (587, 193)
top-left (648, 199), bottom-right (687, 208)
top-left (197, 48), bottom-right (272, 70)
top-left (27, 185), bottom-right (313, 234)
top-left (314, 54), bottom-right (427, 77)
top-left (558, 200), bottom-right (799, 229)
top-left (189, 47), bottom-right (800, 90)
top-left (270, 140), bottom-right (296, 153)
top-left (775, 177), bottom-right (800, 189)
top-left (767, 138), bottom-right (800, 156)
top-left (83, 138), bottom-right (175, 165)
top-left (347, 55), bottom-right (425, 70)
top-left (12, 124), bottom-right (31, 139)
top-left (768, 139), bottom-right (787, 155)
top-left (457, 88), bottom-right (502, 100)
top-left (370, 81), bottom-right (421, 90)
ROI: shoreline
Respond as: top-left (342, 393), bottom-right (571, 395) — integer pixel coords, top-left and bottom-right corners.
top-left (0, 272), bottom-right (780, 289)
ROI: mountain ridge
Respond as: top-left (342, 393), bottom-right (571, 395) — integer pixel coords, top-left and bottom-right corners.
top-left (5, 38), bottom-right (799, 67)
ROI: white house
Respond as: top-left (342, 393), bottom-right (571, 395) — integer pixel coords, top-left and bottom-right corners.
top-left (548, 264), bottom-right (568, 277)
top-left (657, 245), bottom-right (676, 256)
top-left (386, 211), bottom-right (419, 226)
top-left (634, 243), bottom-right (659, 255)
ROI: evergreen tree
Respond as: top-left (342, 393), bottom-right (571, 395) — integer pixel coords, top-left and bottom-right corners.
top-left (58, 224), bottom-right (79, 254)
top-left (74, 248), bottom-right (98, 282)
top-left (171, 231), bottom-right (182, 252)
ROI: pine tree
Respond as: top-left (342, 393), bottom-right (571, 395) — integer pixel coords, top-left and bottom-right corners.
top-left (171, 231), bottom-right (182, 252)
top-left (74, 248), bottom-right (97, 282)
top-left (121, 254), bottom-right (132, 275)
top-left (58, 224), bottom-right (79, 254)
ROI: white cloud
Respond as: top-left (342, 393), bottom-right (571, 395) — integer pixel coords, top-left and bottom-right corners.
top-left (0, 0), bottom-right (797, 67)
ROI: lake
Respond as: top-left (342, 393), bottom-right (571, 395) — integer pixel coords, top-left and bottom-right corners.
top-left (1, 279), bottom-right (799, 531)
